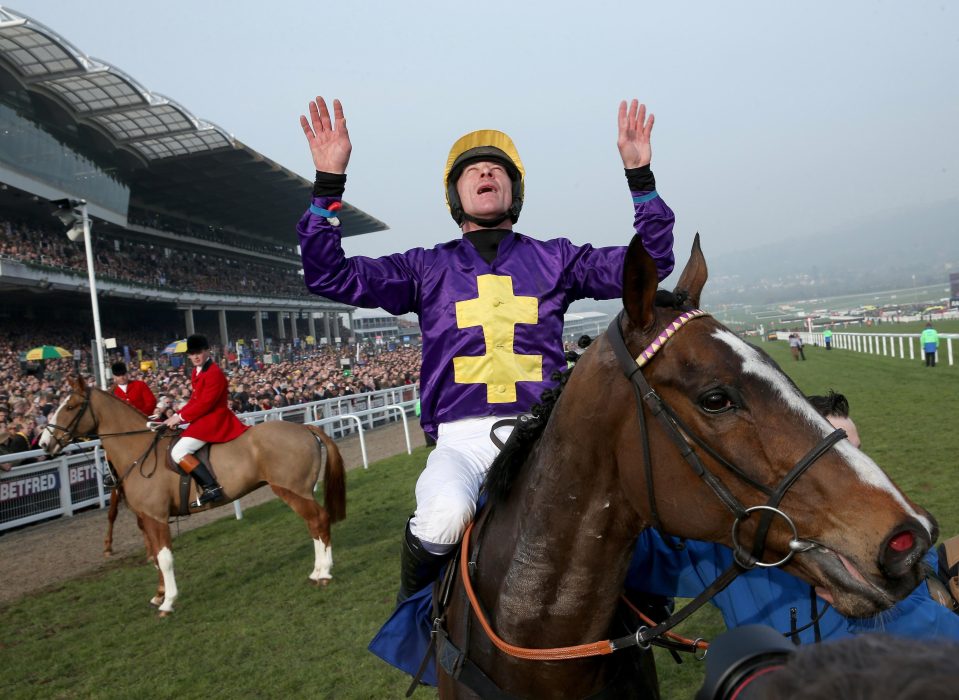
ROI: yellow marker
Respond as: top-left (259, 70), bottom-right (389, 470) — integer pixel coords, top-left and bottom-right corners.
top-left (453, 275), bottom-right (542, 403)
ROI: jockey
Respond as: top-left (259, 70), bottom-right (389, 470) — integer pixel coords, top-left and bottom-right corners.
top-left (111, 361), bottom-right (157, 416)
top-left (297, 97), bottom-right (676, 603)
top-left (162, 334), bottom-right (247, 507)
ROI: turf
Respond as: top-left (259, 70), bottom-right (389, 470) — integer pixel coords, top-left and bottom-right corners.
top-left (1, 339), bottom-right (956, 699)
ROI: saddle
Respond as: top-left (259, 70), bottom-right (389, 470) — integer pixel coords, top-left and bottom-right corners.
top-left (166, 438), bottom-right (216, 516)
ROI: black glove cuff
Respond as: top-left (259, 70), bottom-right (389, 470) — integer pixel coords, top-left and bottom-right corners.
top-left (625, 165), bottom-right (655, 192)
top-left (313, 171), bottom-right (347, 197)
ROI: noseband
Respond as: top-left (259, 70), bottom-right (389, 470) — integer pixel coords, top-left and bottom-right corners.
top-left (43, 386), bottom-right (97, 453)
top-left (606, 308), bottom-right (846, 645)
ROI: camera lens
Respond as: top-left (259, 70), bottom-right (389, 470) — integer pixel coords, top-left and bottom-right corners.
top-left (696, 625), bottom-right (795, 700)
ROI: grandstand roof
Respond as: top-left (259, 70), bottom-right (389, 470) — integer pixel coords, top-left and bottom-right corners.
top-left (0, 7), bottom-right (387, 242)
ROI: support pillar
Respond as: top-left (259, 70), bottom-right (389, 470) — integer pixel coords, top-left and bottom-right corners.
top-left (323, 313), bottom-right (332, 345)
top-left (184, 308), bottom-right (195, 336)
top-left (276, 311), bottom-right (286, 339)
top-left (347, 311), bottom-right (355, 345)
top-left (254, 311), bottom-right (265, 352)
top-left (218, 309), bottom-right (229, 351)
top-left (308, 313), bottom-right (317, 342)
top-left (289, 311), bottom-right (299, 340)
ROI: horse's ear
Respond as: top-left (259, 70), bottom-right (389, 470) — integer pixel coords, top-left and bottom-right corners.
top-left (69, 376), bottom-right (86, 392)
top-left (622, 234), bottom-right (659, 332)
top-left (673, 233), bottom-right (708, 308)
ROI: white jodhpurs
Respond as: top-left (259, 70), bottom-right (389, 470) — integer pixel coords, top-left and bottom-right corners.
top-left (170, 436), bottom-right (207, 463)
top-left (409, 415), bottom-right (516, 555)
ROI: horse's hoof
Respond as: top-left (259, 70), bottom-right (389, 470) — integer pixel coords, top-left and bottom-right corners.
top-left (103, 551), bottom-right (112, 558)
top-left (310, 578), bottom-right (331, 587)
top-left (149, 597), bottom-right (162, 607)
top-left (157, 610), bottom-right (173, 618)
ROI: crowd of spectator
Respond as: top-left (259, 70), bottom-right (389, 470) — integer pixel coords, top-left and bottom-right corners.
top-left (1, 219), bottom-right (309, 298)
top-left (128, 207), bottom-right (298, 259)
top-left (0, 321), bottom-right (421, 464)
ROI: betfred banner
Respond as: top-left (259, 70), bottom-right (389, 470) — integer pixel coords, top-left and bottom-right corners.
top-left (0, 471), bottom-right (59, 502)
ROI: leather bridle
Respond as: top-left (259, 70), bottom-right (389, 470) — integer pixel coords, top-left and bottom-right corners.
top-left (453, 306), bottom-right (848, 667)
top-left (604, 308), bottom-right (846, 646)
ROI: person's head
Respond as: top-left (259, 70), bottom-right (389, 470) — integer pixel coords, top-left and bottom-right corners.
top-left (185, 334), bottom-right (210, 367)
top-left (111, 361), bottom-right (128, 385)
top-left (807, 390), bottom-right (860, 449)
top-left (445, 130), bottom-right (525, 231)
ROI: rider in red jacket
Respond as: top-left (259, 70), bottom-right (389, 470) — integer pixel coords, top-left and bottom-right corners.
top-left (162, 334), bottom-right (247, 506)
top-left (111, 362), bottom-right (157, 416)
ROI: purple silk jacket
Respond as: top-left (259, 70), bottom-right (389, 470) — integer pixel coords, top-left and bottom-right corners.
top-left (297, 191), bottom-right (675, 437)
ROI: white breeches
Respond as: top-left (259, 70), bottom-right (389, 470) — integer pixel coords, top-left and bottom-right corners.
top-left (171, 436), bottom-right (207, 463)
top-left (409, 415), bottom-right (516, 554)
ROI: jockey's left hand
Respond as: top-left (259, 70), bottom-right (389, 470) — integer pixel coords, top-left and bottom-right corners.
top-left (617, 100), bottom-right (654, 169)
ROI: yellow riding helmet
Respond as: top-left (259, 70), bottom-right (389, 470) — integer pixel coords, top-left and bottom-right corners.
top-left (444, 129), bottom-right (525, 225)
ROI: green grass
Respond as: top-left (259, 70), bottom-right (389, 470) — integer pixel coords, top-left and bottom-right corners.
top-left (2, 342), bottom-right (957, 699)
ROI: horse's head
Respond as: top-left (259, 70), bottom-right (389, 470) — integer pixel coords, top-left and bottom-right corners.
top-left (607, 235), bottom-right (936, 617)
top-left (39, 376), bottom-right (98, 457)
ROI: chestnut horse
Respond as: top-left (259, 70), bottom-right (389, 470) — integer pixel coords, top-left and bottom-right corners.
top-left (436, 236), bottom-right (937, 699)
top-left (40, 379), bottom-right (346, 615)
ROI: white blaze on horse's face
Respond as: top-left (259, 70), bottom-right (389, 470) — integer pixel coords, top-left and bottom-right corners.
top-left (38, 397), bottom-right (70, 453)
top-left (711, 329), bottom-right (933, 537)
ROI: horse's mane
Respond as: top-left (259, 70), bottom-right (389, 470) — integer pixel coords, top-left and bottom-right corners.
top-left (483, 289), bottom-right (693, 505)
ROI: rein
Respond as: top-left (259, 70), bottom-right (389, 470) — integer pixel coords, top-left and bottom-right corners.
top-left (455, 306), bottom-right (847, 669)
top-left (43, 385), bottom-right (167, 484)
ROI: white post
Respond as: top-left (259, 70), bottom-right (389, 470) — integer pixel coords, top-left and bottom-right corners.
top-left (949, 338), bottom-right (954, 367)
top-left (80, 205), bottom-right (107, 390)
top-left (909, 337), bottom-right (915, 360)
top-left (898, 336), bottom-right (904, 359)
top-left (881, 336), bottom-right (887, 356)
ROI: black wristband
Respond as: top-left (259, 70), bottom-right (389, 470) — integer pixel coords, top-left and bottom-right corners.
top-left (313, 171), bottom-right (347, 197)
top-left (625, 165), bottom-right (655, 192)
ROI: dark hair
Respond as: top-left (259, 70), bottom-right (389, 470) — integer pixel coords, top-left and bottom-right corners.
top-left (806, 390), bottom-right (849, 419)
top-left (753, 634), bottom-right (959, 699)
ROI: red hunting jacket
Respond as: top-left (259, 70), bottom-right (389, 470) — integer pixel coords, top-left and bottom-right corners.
top-left (180, 359), bottom-right (248, 443)
top-left (113, 380), bottom-right (157, 416)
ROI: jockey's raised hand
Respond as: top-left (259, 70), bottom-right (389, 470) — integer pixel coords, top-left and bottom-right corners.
top-left (300, 97), bottom-right (352, 174)
top-left (617, 99), bottom-right (654, 169)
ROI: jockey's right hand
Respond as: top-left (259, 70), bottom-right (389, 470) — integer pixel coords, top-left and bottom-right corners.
top-left (300, 97), bottom-right (352, 174)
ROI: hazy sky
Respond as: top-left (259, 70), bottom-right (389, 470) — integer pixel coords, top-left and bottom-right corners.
top-left (8, 1), bottom-right (959, 284)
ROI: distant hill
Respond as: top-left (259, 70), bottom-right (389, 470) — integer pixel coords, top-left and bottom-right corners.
top-left (572, 199), bottom-right (959, 313)
top-left (704, 199), bottom-right (959, 305)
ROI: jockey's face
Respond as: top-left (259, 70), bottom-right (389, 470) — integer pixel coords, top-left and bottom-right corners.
top-left (456, 160), bottom-right (513, 228)
top-left (187, 349), bottom-right (210, 367)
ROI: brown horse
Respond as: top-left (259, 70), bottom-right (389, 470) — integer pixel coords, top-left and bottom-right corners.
top-left (437, 236), bottom-right (937, 699)
top-left (40, 378), bottom-right (346, 615)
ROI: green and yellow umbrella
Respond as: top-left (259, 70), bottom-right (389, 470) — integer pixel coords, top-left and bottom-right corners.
top-left (23, 345), bottom-right (72, 361)
top-left (162, 339), bottom-right (188, 354)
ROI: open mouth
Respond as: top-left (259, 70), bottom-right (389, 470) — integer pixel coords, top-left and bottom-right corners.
top-left (797, 545), bottom-right (899, 616)
top-left (476, 184), bottom-right (497, 195)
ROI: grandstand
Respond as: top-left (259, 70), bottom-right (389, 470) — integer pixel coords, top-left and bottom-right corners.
top-left (0, 6), bottom-right (389, 380)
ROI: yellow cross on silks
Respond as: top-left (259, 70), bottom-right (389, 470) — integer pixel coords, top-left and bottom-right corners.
top-left (453, 274), bottom-right (543, 403)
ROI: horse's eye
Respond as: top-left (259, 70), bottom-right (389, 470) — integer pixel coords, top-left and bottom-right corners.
top-left (700, 390), bottom-right (733, 414)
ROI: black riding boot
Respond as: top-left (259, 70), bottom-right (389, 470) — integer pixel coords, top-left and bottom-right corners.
top-left (190, 462), bottom-right (225, 506)
top-left (397, 521), bottom-right (451, 605)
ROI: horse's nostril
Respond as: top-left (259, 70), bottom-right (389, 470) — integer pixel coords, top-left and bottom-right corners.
top-left (888, 531), bottom-right (915, 553)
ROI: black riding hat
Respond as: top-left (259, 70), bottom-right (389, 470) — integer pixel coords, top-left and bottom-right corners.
top-left (111, 362), bottom-right (128, 376)
top-left (186, 334), bottom-right (210, 353)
